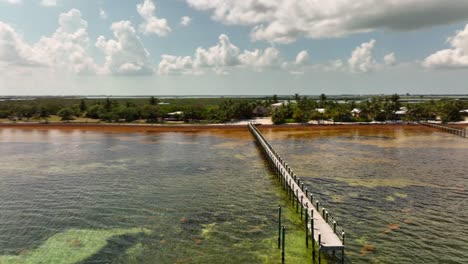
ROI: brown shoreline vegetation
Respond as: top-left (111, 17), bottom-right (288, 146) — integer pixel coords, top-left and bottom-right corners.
top-left (2, 122), bottom-right (464, 133)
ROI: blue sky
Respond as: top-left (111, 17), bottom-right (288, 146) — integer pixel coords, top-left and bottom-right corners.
top-left (1, 0), bottom-right (468, 95)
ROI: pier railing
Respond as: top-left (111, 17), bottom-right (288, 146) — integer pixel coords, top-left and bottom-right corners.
top-left (248, 122), bottom-right (344, 263)
top-left (419, 122), bottom-right (467, 138)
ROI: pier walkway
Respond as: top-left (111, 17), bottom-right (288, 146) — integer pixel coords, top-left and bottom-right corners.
top-left (248, 123), bottom-right (344, 260)
top-left (419, 122), bottom-right (467, 138)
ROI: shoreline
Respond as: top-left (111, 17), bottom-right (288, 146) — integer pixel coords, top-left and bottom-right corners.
top-left (1, 121), bottom-right (463, 133)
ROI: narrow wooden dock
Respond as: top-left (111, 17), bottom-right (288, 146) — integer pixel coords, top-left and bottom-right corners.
top-left (248, 123), bottom-right (344, 261)
top-left (419, 122), bottom-right (467, 138)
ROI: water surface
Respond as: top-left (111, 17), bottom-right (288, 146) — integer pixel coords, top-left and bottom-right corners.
top-left (0, 128), bottom-right (314, 264)
top-left (1, 126), bottom-right (466, 263)
top-left (260, 126), bottom-right (468, 263)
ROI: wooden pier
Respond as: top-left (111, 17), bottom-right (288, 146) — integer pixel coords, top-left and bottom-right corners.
top-left (419, 122), bottom-right (467, 138)
top-left (248, 123), bottom-right (344, 263)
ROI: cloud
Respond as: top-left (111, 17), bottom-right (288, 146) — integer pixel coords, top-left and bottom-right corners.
top-left (348, 40), bottom-right (377, 73)
top-left (384, 52), bottom-right (397, 66)
top-left (280, 50), bottom-right (310, 75)
top-left (239, 47), bottom-right (281, 71)
top-left (186, 0), bottom-right (468, 43)
top-left (158, 55), bottom-right (198, 75)
top-left (158, 34), bottom-right (285, 75)
top-left (99, 9), bottom-right (108, 20)
top-left (137, 0), bottom-right (171, 36)
top-left (193, 34), bottom-right (240, 70)
top-left (40, 0), bottom-right (57, 6)
top-left (0, 22), bottom-right (43, 66)
top-left (1, 9), bottom-right (96, 74)
top-left (96, 20), bottom-right (154, 75)
top-left (423, 24), bottom-right (468, 68)
top-left (295, 50), bottom-right (309, 66)
top-left (2, 0), bottom-right (21, 4)
top-left (180, 16), bottom-right (191, 26)
top-left (33, 9), bottom-right (96, 74)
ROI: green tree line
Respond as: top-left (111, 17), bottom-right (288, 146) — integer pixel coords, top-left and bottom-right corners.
top-left (271, 94), bottom-right (467, 124)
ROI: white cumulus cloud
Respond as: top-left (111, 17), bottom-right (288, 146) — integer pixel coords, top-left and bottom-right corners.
top-left (137, 0), bottom-right (171, 36)
top-left (295, 50), bottom-right (309, 66)
top-left (180, 16), bottom-right (191, 26)
top-left (423, 24), bottom-right (468, 68)
top-left (33, 9), bottom-right (96, 74)
top-left (158, 34), bottom-right (286, 75)
top-left (384, 52), bottom-right (397, 66)
top-left (239, 47), bottom-right (281, 70)
top-left (193, 34), bottom-right (240, 71)
top-left (348, 40), bottom-right (377, 73)
top-left (0, 22), bottom-right (43, 66)
top-left (1, 9), bottom-right (96, 74)
top-left (186, 0), bottom-right (468, 43)
top-left (158, 55), bottom-right (197, 75)
top-left (96, 20), bottom-right (154, 75)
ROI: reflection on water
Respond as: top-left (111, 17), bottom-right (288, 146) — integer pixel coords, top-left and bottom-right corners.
top-left (1, 126), bottom-right (466, 263)
top-left (0, 128), bottom-right (318, 264)
top-left (260, 126), bottom-right (468, 263)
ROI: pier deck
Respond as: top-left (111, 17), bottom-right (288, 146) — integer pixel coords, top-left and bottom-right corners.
top-left (248, 123), bottom-right (344, 251)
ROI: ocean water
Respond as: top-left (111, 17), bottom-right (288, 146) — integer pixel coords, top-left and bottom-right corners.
top-left (0, 128), bottom-right (317, 264)
top-left (260, 126), bottom-right (468, 263)
top-left (0, 126), bottom-right (466, 263)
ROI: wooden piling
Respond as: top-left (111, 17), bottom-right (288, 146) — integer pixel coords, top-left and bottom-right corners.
top-left (342, 232), bottom-right (345, 264)
top-left (311, 210), bottom-right (315, 259)
top-left (281, 226), bottom-right (286, 263)
top-left (278, 206), bottom-right (282, 249)
top-left (318, 233), bottom-right (322, 264)
top-left (305, 204), bottom-right (309, 248)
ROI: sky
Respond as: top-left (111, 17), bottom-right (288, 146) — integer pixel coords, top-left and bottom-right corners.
top-left (1, 0), bottom-right (468, 96)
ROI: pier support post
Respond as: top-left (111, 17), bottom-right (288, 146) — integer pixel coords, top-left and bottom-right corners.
top-left (305, 204), bottom-right (309, 248)
top-left (318, 233), bottom-right (322, 264)
top-left (342, 232), bottom-right (345, 264)
top-left (278, 206), bottom-right (282, 249)
top-left (281, 226), bottom-right (286, 263)
top-left (311, 210), bottom-right (315, 260)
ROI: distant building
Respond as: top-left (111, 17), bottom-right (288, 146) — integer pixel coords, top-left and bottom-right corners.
top-left (165, 111), bottom-right (184, 121)
top-left (395, 107), bottom-right (407, 116)
top-left (271, 100), bottom-right (296, 109)
top-left (461, 109), bottom-right (468, 121)
top-left (315, 108), bottom-right (326, 114)
top-left (351, 108), bottom-right (361, 117)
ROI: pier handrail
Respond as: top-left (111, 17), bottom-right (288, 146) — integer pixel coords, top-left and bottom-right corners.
top-left (248, 123), bottom-right (345, 249)
top-left (418, 121), bottom-right (467, 138)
